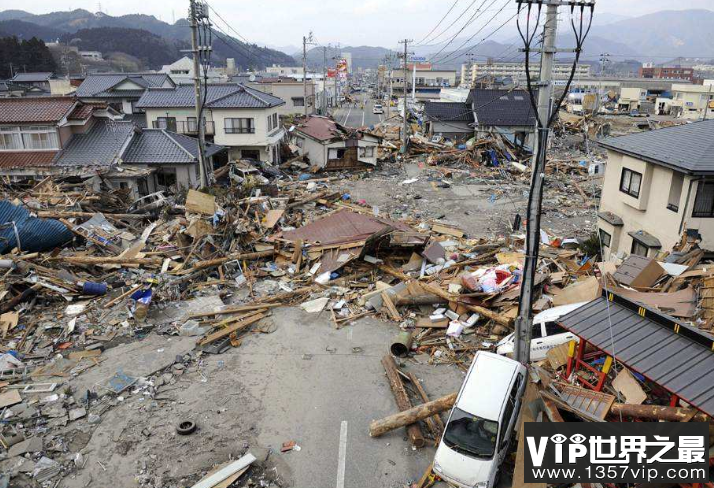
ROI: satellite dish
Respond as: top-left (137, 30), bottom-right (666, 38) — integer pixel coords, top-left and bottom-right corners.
top-left (249, 74), bottom-right (256, 82)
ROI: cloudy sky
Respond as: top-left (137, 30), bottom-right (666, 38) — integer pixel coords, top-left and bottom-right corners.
top-left (16, 0), bottom-right (714, 50)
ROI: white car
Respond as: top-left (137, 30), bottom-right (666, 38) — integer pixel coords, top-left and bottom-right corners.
top-left (496, 302), bottom-right (585, 361)
top-left (372, 103), bottom-right (384, 114)
top-left (434, 351), bottom-right (527, 488)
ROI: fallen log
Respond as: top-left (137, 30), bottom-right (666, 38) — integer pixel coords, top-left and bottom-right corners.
top-left (609, 403), bottom-right (711, 423)
top-left (381, 355), bottom-right (425, 448)
top-left (370, 392), bottom-right (457, 438)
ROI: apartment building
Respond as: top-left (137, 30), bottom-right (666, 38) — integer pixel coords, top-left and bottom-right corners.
top-left (460, 62), bottom-right (590, 86)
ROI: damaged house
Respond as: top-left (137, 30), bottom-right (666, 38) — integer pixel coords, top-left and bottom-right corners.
top-left (597, 119), bottom-right (714, 259)
top-left (290, 115), bottom-right (382, 170)
top-left (466, 88), bottom-right (537, 149)
top-left (0, 96), bottom-right (224, 198)
top-left (422, 101), bottom-right (474, 142)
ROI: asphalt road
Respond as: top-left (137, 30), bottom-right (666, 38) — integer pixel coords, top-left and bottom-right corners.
top-left (332, 94), bottom-right (385, 128)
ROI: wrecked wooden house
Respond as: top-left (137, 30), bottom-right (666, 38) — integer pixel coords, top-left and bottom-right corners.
top-left (289, 115), bottom-right (382, 170)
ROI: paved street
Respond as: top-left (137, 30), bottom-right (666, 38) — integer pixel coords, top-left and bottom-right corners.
top-left (332, 94), bottom-right (385, 128)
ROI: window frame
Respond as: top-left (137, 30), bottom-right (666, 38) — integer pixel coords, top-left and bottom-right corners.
top-left (631, 240), bottom-right (649, 257)
top-left (693, 181), bottom-right (714, 218)
top-left (599, 229), bottom-right (612, 248)
top-left (0, 125), bottom-right (59, 151)
top-left (291, 97), bottom-right (305, 107)
top-left (619, 168), bottom-right (642, 198)
top-left (224, 118), bottom-right (255, 134)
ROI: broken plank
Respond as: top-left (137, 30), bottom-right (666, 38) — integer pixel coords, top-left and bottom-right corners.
top-left (198, 313), bottom-right (266, 346)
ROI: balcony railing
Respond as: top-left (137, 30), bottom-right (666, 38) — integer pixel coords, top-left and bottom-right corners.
top-left (224, 127), bottom-right (255, 134)
top-left (152, 120), bottom-right (215, 135)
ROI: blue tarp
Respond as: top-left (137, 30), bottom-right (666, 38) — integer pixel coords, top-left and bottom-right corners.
top-left (0, 201), bottom-right (73, 253)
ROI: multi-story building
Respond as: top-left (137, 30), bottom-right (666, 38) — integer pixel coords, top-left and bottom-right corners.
top-left (597, 120), bottom-right (714, 258)
top-left (136, 83), bottom-right (285, 163)
top-left (265, 65), bottom-right (304, 77)
top-left (460, 61), bottom-right (590, 87)
top-left (0, 96), bottom-right (224, 196)
top-left (390, 64), bottom-right (457, 101)
top-left (670, 82), bottom-right (714, 120)
top-left (247, 77), bottom-right (316, 117)
top-left (639, 65), bottom-right (694, 82)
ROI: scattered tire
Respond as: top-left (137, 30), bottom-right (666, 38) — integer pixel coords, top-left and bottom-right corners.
top-left (176, 420), bottom-right (196, 435)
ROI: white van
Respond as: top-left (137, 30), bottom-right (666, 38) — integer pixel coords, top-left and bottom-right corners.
top-left (373, 103), bottom-right (384, 114)
top-left (495, 302), bottom-right (585, 361)
top-left (433, 351), bottom-right (527, 488)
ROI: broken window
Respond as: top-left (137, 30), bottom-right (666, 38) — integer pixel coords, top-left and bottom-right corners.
top-left (359, 146), bottom-right (375, 158)
top-left (328, 148), bottom-right (346, 160)
top-left (693, 181), bottom-right (714, 217)
top-left (619, 168), bottom-right (642, 198)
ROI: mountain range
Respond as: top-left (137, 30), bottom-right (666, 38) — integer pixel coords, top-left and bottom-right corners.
top-left (1, 8), bottom-right (713, 72)
top-left (0, 8), bottom-right (294, 69)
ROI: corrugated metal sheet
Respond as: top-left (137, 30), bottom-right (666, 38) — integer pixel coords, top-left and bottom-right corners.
top-left (0, 201), bottom-right (73, 253)
top-left (558, 295), bottom-right (714, 418)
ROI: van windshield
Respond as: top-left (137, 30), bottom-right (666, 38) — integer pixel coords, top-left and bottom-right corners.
top-left (443, 408), bottom-right (498, 459)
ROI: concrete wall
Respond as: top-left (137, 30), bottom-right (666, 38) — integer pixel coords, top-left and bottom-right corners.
top-left (597, 149), bottom-right (714, 258)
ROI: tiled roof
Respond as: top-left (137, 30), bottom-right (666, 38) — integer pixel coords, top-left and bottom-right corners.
top-left (423, 101), bottom-right (474, 123)
top-left (598, 120), bottom-right (714, 175)
top-left (75, 73), bottom-right (172, 98)
top-left (136, 83), bottom-right (285, 109)
top-left (467, 88), bottom-right (537, 127)
top-left (123, 129), bottom-right (224, 164)
top-left (0, 97), bottom-right (76, 124)
top-left (67, 102), bottom-right (105, 120)
top-left (293, 116), bottom-right (341, 141)
top-left (54, 120), bottom-right (136, 167)
top-left (0, 151), bottom-right (59, 169)
top-left (12, 72), bottom-right (53, 83)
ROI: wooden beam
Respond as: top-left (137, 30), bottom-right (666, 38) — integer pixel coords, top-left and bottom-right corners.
top-left (381, 355), bottom-right (425, 448)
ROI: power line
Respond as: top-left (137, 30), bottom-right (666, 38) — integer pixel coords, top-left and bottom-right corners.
top-left (434, 6), bottom-right (518, 65)
top-left (415, 0), bottom-right (461, 45)
top-left (212, 26), bottom-right (262, 68)
top-left (427, 0), bottom-right (498, 62)
top-left (419, 0), bottom-right (480, 47)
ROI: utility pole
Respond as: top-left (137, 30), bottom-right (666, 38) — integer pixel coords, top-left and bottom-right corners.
top-left (399, 39), bottom-right (412, 154)
top-left (387, 55), bottom-right (393, 119)
top-left (703, 83), bottom-right (712, 121)
top-left (514, 0), bottom-right (592, 365)
top-left (302, 32), bottom-right (315, 118)
top-left (189, 0), bottom-right (209, 189)
top-left (322, 46), bottom-right (328, 115)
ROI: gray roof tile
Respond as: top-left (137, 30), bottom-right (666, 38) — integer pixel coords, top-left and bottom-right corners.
top-left (598, 119), bottom-right (714, 175)
top-left (423, 101), bottom-right (473, 123)
top-left (136, 83), bottom-right (285, 109)
top-left (12, 72), bottom-right (53, 82)
top-left (54, 120), bottom-right (135, 167)
top-left (123, 129), bottom-right (224, 164)
top-left (76, 73), bottom-right (172, 98)
top-left (467, 88), bottom-right (537, 127)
